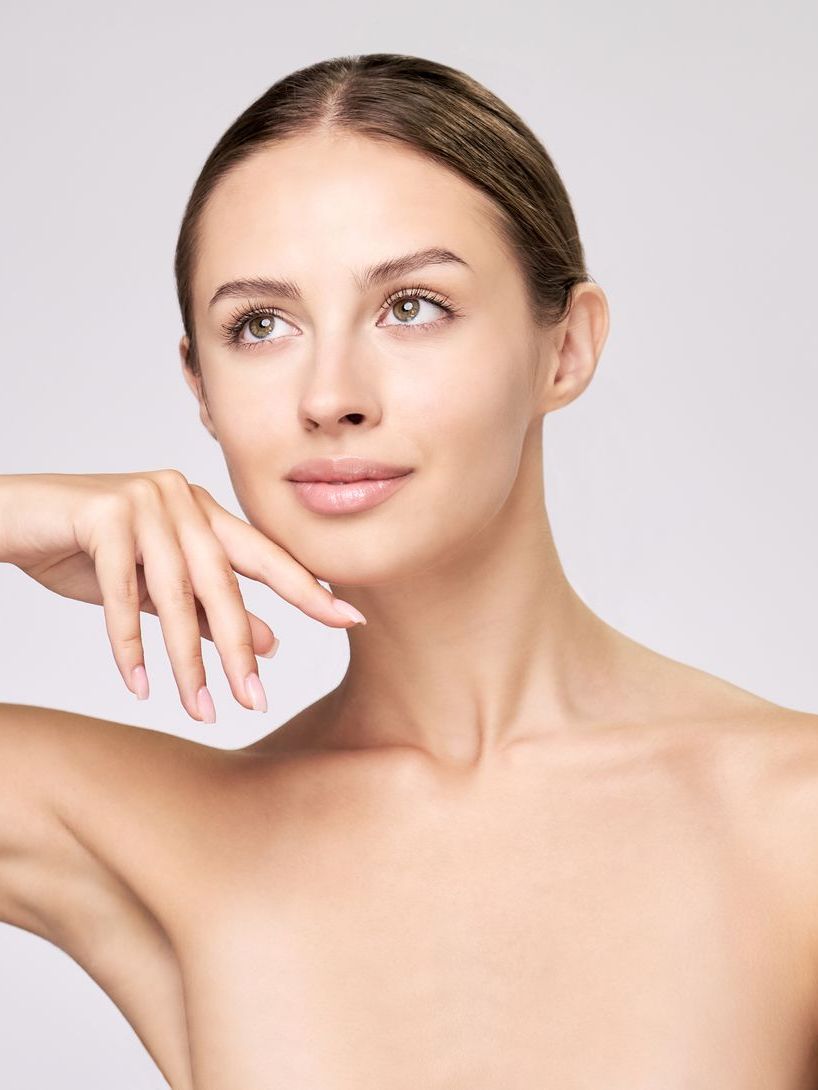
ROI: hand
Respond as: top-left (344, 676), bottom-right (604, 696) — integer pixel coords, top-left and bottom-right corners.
top-left (0, 470), bottom-right (366, 723)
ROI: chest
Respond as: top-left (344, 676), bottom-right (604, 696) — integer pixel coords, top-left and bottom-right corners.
top-left (170, 767), bottom-right (818, 1090)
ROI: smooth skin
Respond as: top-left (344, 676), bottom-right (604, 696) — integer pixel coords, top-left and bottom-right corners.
top-left (3, 128), bottom-right (818, 1089)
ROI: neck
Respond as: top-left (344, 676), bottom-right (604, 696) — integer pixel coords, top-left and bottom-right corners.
top-left (324, 435), bottom-right (632, 770)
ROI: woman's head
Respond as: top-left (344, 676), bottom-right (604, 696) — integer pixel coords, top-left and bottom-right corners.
top-left (175, 53), bottom-right (608, 586)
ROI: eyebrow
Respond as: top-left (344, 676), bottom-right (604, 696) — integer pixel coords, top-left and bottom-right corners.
top-left (207, 247), bottom-right (470, 309)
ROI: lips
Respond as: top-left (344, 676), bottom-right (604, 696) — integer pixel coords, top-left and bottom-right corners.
top-left (286, 457), bottom-right (414, 484)
top-left (288, 471), bottom-right (414, 515)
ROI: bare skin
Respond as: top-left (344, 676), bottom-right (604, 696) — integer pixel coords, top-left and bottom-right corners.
top-left (3, 127), bottom-right (818, 1088)
top-left (4, 661), bottom-right (818, 1090)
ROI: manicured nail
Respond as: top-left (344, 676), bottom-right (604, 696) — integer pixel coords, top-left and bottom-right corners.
top-left (332, 598), bottom-right (367, 625)
top-left (131, 664), bottom-right (150, 700)
top-left (196, 685), bottom-right (216, 723)
top-left (244, 672), bottom-right (268, 713)
top-left (259, 636), bottom-right (280, 659)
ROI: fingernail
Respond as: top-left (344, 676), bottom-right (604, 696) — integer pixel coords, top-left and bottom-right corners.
top-left (259, 636), bottom-right (280, 659)
top-left (131, 664), bottom-right (150, 700)
top-left (244, 672), bottom-right (268, 713)
top-left (196, 685), bottom-right (217, 723)
top-left (332, 598), bottom-right (367, 625)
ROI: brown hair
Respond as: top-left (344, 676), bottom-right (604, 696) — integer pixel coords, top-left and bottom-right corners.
top-left (174, 52), bottom-right (592, 376)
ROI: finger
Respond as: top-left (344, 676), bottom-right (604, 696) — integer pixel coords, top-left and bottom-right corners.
top-left (151, 478), bottom-right (279, 699)
top-left (93, 516), bottom-right (150, 701)
top-left (140, 593), bottom-right (278, 659)
top-left (248, 611), bottom-right (280, 658)
top-left (135, 502), bottom-right (215, 724)
top-left (190, 485), bottom-right (367, 627)
top-left (174, 510), bottom-right (271, 713)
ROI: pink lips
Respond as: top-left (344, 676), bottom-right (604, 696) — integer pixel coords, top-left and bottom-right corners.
top-left (285, 457), bottom-right (414, 515)
top-left (290, 474), bottom-right (412, 514)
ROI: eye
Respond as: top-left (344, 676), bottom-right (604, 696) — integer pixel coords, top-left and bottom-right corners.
top-left (220, 304), bottom-right (296, 349)
top-left (379, 286), bottom-right (456, 331)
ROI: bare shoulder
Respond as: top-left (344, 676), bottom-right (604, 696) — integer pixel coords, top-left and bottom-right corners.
top-left (689, 694), bottom-right (818, 800)
top-left (733, 704), bottom-right (818, 830)
top-left (0, 703), bottom-right (244, 924)
top-left (643, 658), bottom-right (818, 829)
top-left (604, 638), bottom-right (818, 793)
top-left (685, 694), bottom-right (818, 931)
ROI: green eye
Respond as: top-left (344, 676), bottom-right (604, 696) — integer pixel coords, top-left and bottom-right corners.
top-left (220, 305), bottom-right (291, 348)
top-left (246, 314), bottom-right (276, 340)
top-left (393, 298), bottom-right (421, 322)
top-left (381, 286), bottom-right (455, 329)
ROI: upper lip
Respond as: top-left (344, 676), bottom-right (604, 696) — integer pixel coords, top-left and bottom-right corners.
top-left (286, 457), bottom-right (414, 483)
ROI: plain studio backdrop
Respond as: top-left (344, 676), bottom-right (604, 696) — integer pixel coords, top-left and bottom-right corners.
top-left (1, 1), bottom-right (816, 1085)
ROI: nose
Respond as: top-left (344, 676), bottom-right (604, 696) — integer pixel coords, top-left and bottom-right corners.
top-left (308, 410), bottom-right (365, 429)
top-left (297, 343), bottom-right (380, 433)
top-left (302, 398), bottom-right (372, 433)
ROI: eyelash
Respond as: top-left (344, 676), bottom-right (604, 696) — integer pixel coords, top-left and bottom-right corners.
top-left (219, 284), bottom-right (461, 351)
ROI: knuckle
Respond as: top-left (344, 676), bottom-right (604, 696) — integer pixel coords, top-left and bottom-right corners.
top-left (152, 468), bottom-right (189, 491)
top-left (125, 475), bottom-right (162, 504)
top-left (211, 561), bottom-right (240, 593)
top-left (187, 649), bottom-right (205, 673)
top-left (111, 572), bottom-right (140, 602)
top-left (234, 637), bottom-right (255, 658)
top-left (189, 482), bottom-right (212, 502)
top-left (164, 577), bottom-right (197, 608)
top-left (90, 490), bottom-right (132, 522)
top-left (257, 554), bottom-right (280, 587)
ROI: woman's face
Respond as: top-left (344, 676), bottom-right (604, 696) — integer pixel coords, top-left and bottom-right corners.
top-left (183, 129), bottom-right (558, 586)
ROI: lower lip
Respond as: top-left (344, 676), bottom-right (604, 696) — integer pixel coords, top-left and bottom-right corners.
top-left (288, 472), bottom-right (413, 514)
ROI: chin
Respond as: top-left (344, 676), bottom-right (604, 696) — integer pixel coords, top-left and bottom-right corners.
top-left (275, 482), bottom-right (511, 588)
top-left (289, 527), bottom-right (465, 589)
top-left (300, 550), bottom-right (427, 589)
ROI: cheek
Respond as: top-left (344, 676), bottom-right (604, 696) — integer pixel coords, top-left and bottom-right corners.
top-left (443, 399), bottom-right (528, 529)
top-left (374, 333), bottom-right (534, 539)
top-left (410, 343), bottom-right (532, 507)
top-left (206, 369), bottom-right (286, 454)
top-left (204, 387), bottom-right (290, 520)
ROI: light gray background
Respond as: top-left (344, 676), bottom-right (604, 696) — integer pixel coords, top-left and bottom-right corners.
top-left (1, 1), bottom-right (816, 1085)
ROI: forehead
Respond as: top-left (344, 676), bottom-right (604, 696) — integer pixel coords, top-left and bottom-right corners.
top-left (193, 130), bottom-right (510, 304)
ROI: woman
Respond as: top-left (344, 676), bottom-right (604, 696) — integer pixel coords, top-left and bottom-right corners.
top-left (2, 51), bottom-right (817, 1090)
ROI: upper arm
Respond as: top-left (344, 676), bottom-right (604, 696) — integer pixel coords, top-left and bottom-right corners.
top-left (0, 701), bottom-right (76, 934)
top-left (0, 703), bottom-right (195, 1090)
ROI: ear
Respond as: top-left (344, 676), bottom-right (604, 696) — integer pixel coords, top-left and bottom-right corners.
top-left (179, 335), bottom-right (219, 441)
top-left (533, 283), bottom-right (610, 416)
